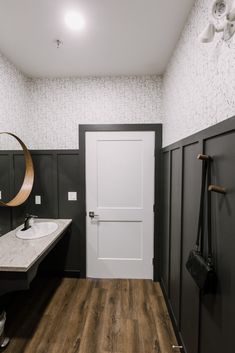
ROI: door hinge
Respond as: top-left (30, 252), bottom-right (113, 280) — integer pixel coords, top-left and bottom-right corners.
top-left (152, 258), bottom-right (155, 266)
top-left (153, 204), bottom-right (156, 213)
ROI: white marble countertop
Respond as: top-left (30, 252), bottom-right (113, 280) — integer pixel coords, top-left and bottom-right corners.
top-left (0, 219), bottom-right (72, 272)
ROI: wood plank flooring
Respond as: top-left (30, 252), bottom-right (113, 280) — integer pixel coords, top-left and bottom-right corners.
top-left (3, 277), bottom-right (180, 353)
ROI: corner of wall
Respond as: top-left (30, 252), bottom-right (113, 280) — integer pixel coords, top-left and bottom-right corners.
top-left (162, 0), bottom-right (235, 147)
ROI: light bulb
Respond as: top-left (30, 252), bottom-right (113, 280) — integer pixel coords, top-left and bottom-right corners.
top-left (199, 23), bottom-right (216, 43)
top-left (65, 11), bottom-right (85, 31)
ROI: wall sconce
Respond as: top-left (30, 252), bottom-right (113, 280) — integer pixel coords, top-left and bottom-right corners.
top-left (199, 0), bottom-right (235, 43)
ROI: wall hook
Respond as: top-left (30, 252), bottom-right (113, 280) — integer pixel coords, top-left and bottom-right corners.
top-left (197, 154), bottom-right (213, 161)
top-left (208, 184), bottom-right (226, 194)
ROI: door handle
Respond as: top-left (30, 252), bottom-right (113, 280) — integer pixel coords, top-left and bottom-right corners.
top-left (89, 211), bottom-right (99, 219)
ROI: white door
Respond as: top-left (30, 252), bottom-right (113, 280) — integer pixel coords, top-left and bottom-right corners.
top-left (86, 131), bottom-right (155, 279)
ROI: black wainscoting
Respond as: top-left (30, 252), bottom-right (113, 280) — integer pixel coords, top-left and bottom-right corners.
top-left (161, 116), bottom-right (235, 353)
top-left (169, 147), bottom-right (182, 326)
top-left (0, 153), bottom-right (12, 235)
top-left (0, 150), bottom-right (81, 277)
top-left (161, 150), bottom-right (171, 295)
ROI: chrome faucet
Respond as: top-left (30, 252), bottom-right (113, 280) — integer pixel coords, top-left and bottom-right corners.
top-left (22, 214), bottom-right (38, 231)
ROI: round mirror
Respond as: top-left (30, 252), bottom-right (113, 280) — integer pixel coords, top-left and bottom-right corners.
top-left (0, 132), bottom-right (34, 207)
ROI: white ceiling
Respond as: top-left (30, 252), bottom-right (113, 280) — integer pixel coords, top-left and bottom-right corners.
top-left (0, 0), bottom-right (195, 78)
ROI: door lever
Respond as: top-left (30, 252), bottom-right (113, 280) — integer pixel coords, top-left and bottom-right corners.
top-left (89, 211), bottom-right (99, 219)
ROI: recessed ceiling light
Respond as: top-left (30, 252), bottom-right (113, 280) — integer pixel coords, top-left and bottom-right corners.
top-left (65, 11), bottom-right (85, 31)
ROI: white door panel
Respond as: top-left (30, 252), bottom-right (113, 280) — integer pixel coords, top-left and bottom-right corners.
top-left (86, 131), bottom-right (155, 279)
top-left (97, 139), bottom-right (143, 208)
top-left (97, 221), bottom-right (142, 259)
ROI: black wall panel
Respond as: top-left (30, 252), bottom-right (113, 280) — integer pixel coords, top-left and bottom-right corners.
top-left (200, 132), bottom-right (235, 353)
top-left (161, 151), bottom-right (170, 294)
top-left (169, 148), bottom-right (182, 325)
top-left (161, 116), bottom-right (235, 353)
top-left (0, 154), bottom-right (12, 235)
top-left (12, 153), bottom-right (58, 228)
top-left (180, 143), bottom-right (201, 353)
top-left (57, 153), bottom-right (83, 272)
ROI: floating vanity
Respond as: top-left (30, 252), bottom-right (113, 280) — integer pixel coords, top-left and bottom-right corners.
top-left (0, 218), bottom-right (72, 296)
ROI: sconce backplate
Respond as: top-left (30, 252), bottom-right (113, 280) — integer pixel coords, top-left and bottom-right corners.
top-left (212, 0), bottom-right (228, 20)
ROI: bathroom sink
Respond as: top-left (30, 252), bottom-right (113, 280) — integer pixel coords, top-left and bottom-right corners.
top-left (16, 222), bottom-right (59, 240)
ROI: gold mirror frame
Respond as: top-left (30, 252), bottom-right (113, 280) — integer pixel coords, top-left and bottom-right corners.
top-left (0, 132), bottom-right (34, 207)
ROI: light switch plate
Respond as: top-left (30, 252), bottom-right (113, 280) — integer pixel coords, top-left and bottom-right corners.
top-left (0, 191), bottom-right (1, 200)
top-left (35, 195), bottom-right (41, 205)
top-left (68, 192), bottom-right (77, 201)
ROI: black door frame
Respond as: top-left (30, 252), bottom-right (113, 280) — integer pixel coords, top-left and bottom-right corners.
top-left (79, 124), bottom-right (162, 280)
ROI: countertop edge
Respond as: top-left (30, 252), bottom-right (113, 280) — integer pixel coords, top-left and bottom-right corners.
top-left (0, 218), bottom-right (72, 273)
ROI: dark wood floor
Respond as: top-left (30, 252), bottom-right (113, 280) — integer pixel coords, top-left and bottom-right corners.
top-left (3, 277), bottom-right (179, 353)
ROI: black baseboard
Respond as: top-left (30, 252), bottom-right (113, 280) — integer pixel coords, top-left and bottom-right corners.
top-left (62, 270), bottom-right (81, 278)
top-left (160, 279), bottom-right (186, 353)
top-left (39, 269), bottom-right (80, 279)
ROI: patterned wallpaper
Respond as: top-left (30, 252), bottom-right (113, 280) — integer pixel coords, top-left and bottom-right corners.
top-left (27, 76), bottom-right (162, 149)
top-left (0, 52), bottom-right (29, 149)
top-left (0, 52), bottom-right (162, 149)
top-left (162, 0), bottom-right (235, 146)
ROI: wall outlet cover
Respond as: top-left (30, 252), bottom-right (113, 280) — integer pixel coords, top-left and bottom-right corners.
top-left (68, 192), bottom-right (77, 201)
top-left (35, 195), bottom-right (41, 205)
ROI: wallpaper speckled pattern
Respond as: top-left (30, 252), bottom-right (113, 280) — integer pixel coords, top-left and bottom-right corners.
top-left (0, 52), bottom-right (29, 149)
top-left (27, 76), bottom-right (162, 149)
top-left (162, 0), bottom-right (235, 146)
top-left (0, 51), bottom-right (162, 149)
